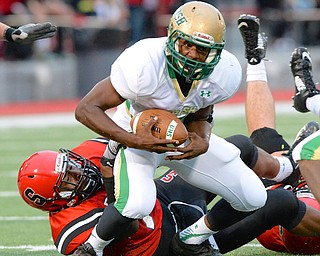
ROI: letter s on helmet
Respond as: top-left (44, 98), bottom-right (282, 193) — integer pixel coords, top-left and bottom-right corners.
top-left (17, 149), bottom-right (102, 212)
top-left (165, 1), bottom-right (226, 81)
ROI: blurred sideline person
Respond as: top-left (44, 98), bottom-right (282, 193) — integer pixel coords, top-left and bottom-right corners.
top-left (0, 21), bottom-right (56, 43)
top-left (210, 15), bottom-right (320, 255)
top-left (72, 2), bottom-right (277, 254)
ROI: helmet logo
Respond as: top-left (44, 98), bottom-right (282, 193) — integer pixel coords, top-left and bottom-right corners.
top-left (193, 32), bottom-right (214, 44)
top-left (55, 153), bottom-right (67, 173)
top-left (24, 187), bottom-right (46, 206)
top-left (174, 9), bottom-right (187, 26)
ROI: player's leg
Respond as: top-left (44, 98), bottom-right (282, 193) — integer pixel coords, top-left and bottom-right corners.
top-left (238, 14), bottom-right (275, 135)
top-left (154, 170), bottom-right (213, 255)
top-left (212, 188), bottom-right (306, 254)
top-left (290, 47), bottom-right (320, 115)
top-left (238, 14), bottom-right (296, 163)
top-left (167, 134), bottom-right (267, 256)
top-left (166, 134), bottom-right (267, 213)
top-left (225, 134), bottom-right (293, 181)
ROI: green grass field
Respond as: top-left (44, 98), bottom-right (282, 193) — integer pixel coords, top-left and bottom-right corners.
top-left (0, 110), bottom-right (319, 255)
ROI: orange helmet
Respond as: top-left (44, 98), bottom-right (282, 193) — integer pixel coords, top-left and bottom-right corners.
top-left (17, 149), bottom-right (102, 212)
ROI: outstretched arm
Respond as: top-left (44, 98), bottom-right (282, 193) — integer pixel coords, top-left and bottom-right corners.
top-left (1, 21), bottom-right (57, 43)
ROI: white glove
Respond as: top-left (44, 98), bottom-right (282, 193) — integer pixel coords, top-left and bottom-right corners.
top-left (5, 22), bottom-right (57, 44)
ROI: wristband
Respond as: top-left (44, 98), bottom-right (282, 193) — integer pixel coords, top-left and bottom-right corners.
top-left (100, 156), bottom-right (114, 168)
top-left (103, 177), bottom-right (115, 204)
top-left (4, 27), bottom-right (15, 42)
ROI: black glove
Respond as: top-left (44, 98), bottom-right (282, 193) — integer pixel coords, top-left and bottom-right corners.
top-left (101, 140), bottom-right (125, 168)
top-left (4, 22), bottom-right (57, 44)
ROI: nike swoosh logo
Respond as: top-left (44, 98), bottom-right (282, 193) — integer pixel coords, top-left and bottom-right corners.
top-left (238, 21), bottom-right (248, 29)
top-left (302, 51), bottom-right (311, 62)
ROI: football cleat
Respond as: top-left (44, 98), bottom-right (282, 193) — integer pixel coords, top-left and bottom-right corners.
top-left (72, 243), bottom-right (97, 256)
top-left (290, 47), bottom-right (320, 112)
top-left (170, 233), bottom-right (222, 256)
top-left (282, 121), bottom-right (320, 186)
top-left (238, 14), bottom-right (267, 65)
top-left (290, 121), bottom-right (320, 154)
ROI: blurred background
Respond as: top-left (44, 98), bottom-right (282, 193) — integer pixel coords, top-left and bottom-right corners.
top-left (0, 0), bottom-right (320, 105)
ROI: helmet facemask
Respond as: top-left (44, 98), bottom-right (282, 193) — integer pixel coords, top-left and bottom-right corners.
top-left (54, 148), bottom-right (102, 208)
top-left (166, 30), bottom-right (223, 81)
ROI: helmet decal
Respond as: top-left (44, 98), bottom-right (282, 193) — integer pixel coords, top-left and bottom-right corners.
top-left (193, 32), bottom-right (215, 45)
top-left (55, 153), bottom-right (65, 173)
top-left (24, 187), bottom-right (47, 206)
top-left (173, 8), bottom-right (187, 26)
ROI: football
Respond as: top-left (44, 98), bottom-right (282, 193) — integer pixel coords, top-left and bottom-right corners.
top-left (130, 109), bottom-right (188, 145)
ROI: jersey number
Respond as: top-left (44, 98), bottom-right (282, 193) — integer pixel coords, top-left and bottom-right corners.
top-left (160, 170), bottom-right (178, 183)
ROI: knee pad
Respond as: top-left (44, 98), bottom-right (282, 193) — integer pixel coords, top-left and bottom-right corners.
top-left (262, 189), bottom-right (305, 230)
top-left (225, 134), bottom-right (258, 169)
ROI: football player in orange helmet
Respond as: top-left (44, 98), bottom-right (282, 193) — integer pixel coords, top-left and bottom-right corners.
top-left (17, 137), bottom-right (215, 255)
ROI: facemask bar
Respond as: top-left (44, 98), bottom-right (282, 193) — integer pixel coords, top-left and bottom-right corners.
top-left (53, 148), bottom-right (102, 207)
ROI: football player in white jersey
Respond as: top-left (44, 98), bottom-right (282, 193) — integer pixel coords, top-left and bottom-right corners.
top-left (72, 2), bottom-right (294, 255)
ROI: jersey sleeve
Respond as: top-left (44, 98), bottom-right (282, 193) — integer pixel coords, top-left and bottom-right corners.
top-left (209, 50), bottom-right (242, 104)
top-left (257, 227), bottom-right (288, 253)
top-left (49, 190), bottom-right (106, 255)
top-left (110, 40), bottom-right (161, 99)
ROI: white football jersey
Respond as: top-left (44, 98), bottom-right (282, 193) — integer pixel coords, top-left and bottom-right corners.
top-left (110, 37), bottom-right (241, 122)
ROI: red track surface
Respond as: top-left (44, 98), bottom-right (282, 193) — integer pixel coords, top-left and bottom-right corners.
top-left (0, 89), bottom-right (294, 116)
top-left (0, 99), bottom-right (80, 116)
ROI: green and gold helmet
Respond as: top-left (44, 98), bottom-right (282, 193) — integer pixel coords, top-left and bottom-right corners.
top-left (165, 1), bottom-right (226, 81)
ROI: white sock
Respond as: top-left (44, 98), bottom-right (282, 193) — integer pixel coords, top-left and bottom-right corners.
top-left (272, 156), bottom-right (293, 182)
top-left (306, 94), bottom-right (320, 117)
top-left (247, 61), bottom-right (267, 82)
top-left (179, 216), bottom-right (217, 245)
top-left (87, 226), bottom-right (114, 256)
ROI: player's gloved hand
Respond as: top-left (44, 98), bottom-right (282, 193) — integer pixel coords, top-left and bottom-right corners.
top-left (4, 22), bottom-right (57, 44)
top-left (101, 140), bottom-right (124, 168)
